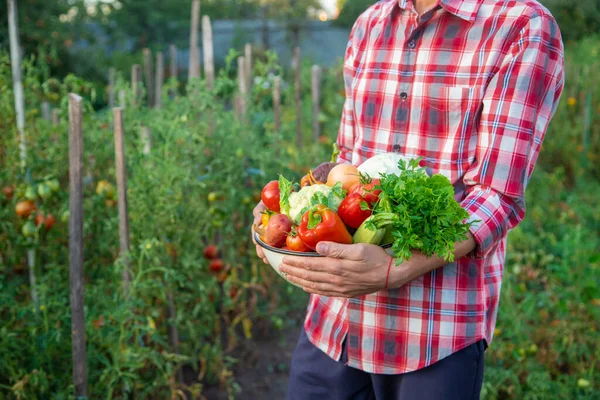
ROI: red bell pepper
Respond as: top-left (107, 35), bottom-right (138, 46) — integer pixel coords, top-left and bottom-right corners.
top-left (297, 205), bottom-right (353, 250)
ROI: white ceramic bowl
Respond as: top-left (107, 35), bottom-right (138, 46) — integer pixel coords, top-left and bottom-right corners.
top-left (254, 232), bottom-right (394, 287)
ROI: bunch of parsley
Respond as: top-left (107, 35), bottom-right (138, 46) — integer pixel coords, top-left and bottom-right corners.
top-left (368, 158), bottom-right (473, 264)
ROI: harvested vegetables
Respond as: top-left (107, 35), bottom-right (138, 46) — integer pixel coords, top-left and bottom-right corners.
top-left (257, 154), bottom-right (472, 262)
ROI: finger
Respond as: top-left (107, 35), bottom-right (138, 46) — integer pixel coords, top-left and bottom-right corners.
top-left (284, 273), bottom-right (345, 295)
top-left (303, 288), bottom-right (351, 298)
top-left (281, 256), bottom-right (345, 275)
top-left (280, 264), bottom-right (340, 284)
top-left (255, 245), bottom-right (265, 259)
top-left (315, 242), bottom-right (370, 261)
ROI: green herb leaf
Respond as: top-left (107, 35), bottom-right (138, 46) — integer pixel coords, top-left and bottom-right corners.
top-left (372, 158), bottom-right (473, 263)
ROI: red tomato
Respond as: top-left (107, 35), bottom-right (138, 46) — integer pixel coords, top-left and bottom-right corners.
top-left (203, 245), bottom-right (219, 260)
top-left (15, 200), bottom-right (36, 218)
top-left (337, 193), bottom-right (372, 229)
top-left (286, 233), bottom-right (311, 252)
top-left (261, 181), bottom-right (280, 212)
top-left (35, 213), bottom-right (45, 226)
top-left (2, 186), bottom-right (14, 201)
top-left (209, 259), bottom-right (224, 273)
top-left (44, 214), bottom-right (56, 231)
top-left (350, 178), bottom-right (381, 206)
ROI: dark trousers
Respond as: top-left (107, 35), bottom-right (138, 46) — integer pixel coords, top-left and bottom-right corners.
top-left (287, 328), bottom-right (485, 400)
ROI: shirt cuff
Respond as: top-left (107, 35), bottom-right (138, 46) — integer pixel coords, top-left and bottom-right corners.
top-left (460, 188), bottom-right (506, 259)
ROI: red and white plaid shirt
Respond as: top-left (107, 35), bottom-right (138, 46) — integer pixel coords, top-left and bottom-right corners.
top-left (304, 0), bottom-right (564, 374)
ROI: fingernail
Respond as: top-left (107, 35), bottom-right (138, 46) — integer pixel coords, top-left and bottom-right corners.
top-left (316, 243), bottom-right (328, 254)
top-left (280, 266), bottom-right (287, 273)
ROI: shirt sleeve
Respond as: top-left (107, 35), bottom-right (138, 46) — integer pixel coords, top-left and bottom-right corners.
top-left (461, 14), bottom-right (565, 258)
top-left (336, 30), bottom-right (358, 164)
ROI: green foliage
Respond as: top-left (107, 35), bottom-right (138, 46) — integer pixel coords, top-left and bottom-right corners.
top-left (0, 48), bottom-right (328, 398)
top-left (373, 158), bottom-right (471, 263)
top-left (1, 31), bottom-right (599, 398)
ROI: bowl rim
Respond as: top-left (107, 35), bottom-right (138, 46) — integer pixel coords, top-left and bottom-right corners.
top-left (253, 231), bottom-right (392, 257)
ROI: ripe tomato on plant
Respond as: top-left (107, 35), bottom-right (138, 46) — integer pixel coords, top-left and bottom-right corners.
top-left (43, 214), bottom-right (56, 231)
top-left (209, 259), bottom-right (224, 273)
top-left (337, 193), bottom-right (372, 229)
top-left (203, 245), bottom-right (219, 260)
top-left (2, 186), bottom-right (14, 201)
top-left (350, 177), bottom-right (381, 206)
top-left (15, 200), bottom-right (36, 218)
top-left (261, 181), bottom-right (280, 212)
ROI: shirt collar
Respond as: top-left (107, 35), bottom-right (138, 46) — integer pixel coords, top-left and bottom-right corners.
top-left (394, 0), bottom-right (482, 22)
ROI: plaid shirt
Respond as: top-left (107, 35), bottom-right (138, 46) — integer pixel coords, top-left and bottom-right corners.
top-left (304, 0), bottom-right (564, 374)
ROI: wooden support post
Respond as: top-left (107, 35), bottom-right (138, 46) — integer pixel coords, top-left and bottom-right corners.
top-left (294, 47), bottom-right (302, 149)
top-left (140, 126), bottom-right (152, 156)
top-left (143, 48), bottom-right (154, 107)
top-left (155, 52), bottom-right (164, 109)
top-left (8, 0), bottom-right (27, 169)
top-left (237, 57), bottom-right (247, 124)
top-left (113, 108), bottom-right (131, 291)
top-left (108, 67), bottom-right (116, 108)
top-left (52, 109), bottom-right (59, 127)
top-left (202, 16), bottom-right (215, 90)
top-left (131, 64), bottom-right (142, 107)
top-left (245, 43), bottom-right (253, 92)
top-left (41, 101), bottom-right (51, 121)
top-left (311, 65), bottom-right (322, 141)
top-left (68, 93), bottom-right (88, 397)
top-left (188, 0), bottom-right (201, 80)
top-left (169, 44), bottom-right (178, 80)
top-left (273, 76), bottom-right (281, 156)
top-left (233, 95), bottom-right (242, 121)
top-left (119, 90), bottom-right (126, 109)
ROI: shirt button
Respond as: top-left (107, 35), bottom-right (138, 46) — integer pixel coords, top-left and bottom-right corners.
top-left (407, 40), bottom-right (416, 49)
top-left (400, 92), bottom-right (408, 100)
top-left (393, 144), bottom-right (401, 152)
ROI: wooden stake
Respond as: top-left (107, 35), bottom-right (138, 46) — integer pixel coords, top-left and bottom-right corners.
top-left (143, 48), bottom-right (154, 107)
top-left (119, 90), bottom-right (126, 109)
top-left (311, 65), bottom-right (322, 141)
top-left (167, 291), bottom-right (183, 382)
top-left (234, 95), bottom-right (242, 121)
top-left (108, 67), bottom-right (116, 108)
top-left (294, 47), bottom-right (302, 149)
top-left (237, 57), bottom-right (247, 124)
top-left (273, 76), bottom-right (281, 156)
top-left (52, 108), bottom-right (59, 127)
top-left (155, 52), bottom-right (164, 109)
top-left (245, 43), bottom-right (253, 91)
top-left (131, 64), bottom-right (142, 107)
top-left (113, 108), bottom-right (131, 291)
top-left (7, 0), bottom-right (27, 169)
top-left (41, 102), bottom-right (51, 121)
top-left (68, 93), bottom-right (88, 397)
top-left (140, 126), bottom-right (152, 155)
top-left (202, 16), bottom-right (215, 90)
top-left (188, 0), bottom-right (201, 80)
top-left (169, 44), bottom-right (178, 80)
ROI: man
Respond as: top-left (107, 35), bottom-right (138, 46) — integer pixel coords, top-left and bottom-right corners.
top-left (253, 0), bottom-right (564, 398)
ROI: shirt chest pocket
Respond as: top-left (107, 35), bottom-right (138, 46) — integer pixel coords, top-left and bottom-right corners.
top-left (413, 86), bottom-right (478, 168)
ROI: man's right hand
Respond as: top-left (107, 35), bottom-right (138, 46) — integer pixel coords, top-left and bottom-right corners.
top-left (251, 201), bottom-right (269, 264)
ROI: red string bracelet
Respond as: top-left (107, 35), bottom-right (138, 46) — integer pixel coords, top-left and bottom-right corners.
top-left (385, 256), bottom-right (394, 290)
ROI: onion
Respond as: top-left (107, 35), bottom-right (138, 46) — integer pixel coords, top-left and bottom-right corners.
top-left (326, 164), bottom-right (360, 192)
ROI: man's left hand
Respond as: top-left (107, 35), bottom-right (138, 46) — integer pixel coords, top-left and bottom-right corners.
top-left (279, 242), bottom-right (395, 298)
